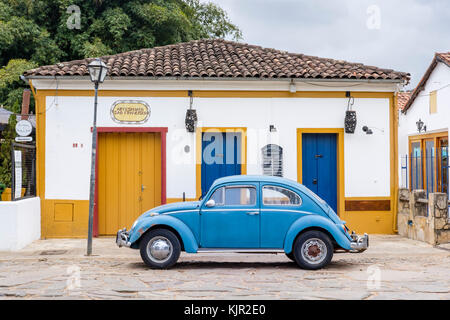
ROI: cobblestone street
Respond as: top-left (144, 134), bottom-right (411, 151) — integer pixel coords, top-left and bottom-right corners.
top-left (0, 235), bottom-right (449, 300)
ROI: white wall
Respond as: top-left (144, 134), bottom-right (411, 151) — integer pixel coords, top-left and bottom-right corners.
top-left (44, 92), bottom-right (392, 200)
top-left (0, 197), bottom-right (41, 251)
top-left (398, 62), bottom-right (450, 186)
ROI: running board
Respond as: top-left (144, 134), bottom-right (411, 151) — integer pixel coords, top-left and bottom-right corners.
top-left (197, 248), bottom-right (284, 254)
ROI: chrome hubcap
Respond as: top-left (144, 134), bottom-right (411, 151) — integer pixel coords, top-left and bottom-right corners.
top-left (301, 238), bottom-right (327, 265)
top-left (147, 236), bottom-right (172, 263)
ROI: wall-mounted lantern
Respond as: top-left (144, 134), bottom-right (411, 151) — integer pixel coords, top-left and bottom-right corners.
top-left (185, 90), bottom-right (197, 132)
top-left (344, 91), bottom-right (356, 134)
top-left (416, 118), bottom-right (426, 133)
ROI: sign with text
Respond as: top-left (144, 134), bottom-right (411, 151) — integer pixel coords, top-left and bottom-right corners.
top-left (110, 100), bottom-right (150, 124)
top-left (15, 120), bottom-right (33, 137)
top-left (14, 150), bottom-right (22, 199)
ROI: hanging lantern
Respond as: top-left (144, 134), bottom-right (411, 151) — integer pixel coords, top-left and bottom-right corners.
top-left (344, 93), bottom-right (356, 134)
top-left (345, 110), bottom-right (357, 133)
top-left (185, 109), bottom-right (197, 132)
top-left (185, 90), bottom-right (197, 132)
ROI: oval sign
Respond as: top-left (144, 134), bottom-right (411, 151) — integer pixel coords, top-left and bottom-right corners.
top-left (15, 120), bottom-right (33, 137)
top-left (110, 100), bottom-right (150, 124)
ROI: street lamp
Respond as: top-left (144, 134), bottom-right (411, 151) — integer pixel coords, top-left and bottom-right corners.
top-left (87, 58), bottom-right (108, 256)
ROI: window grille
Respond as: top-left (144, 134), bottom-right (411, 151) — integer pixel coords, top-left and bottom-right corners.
top-left (262, 144), bottom-right (283, 177)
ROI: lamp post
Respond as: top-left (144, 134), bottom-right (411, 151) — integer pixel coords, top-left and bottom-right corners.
top-left (86, 58), bottom-right (108, 256)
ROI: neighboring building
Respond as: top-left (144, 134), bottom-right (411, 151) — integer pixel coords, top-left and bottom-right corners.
top-left (398, 52), bottom-right (450, 195)
top-left (23, 39), bottom-right (409, 238)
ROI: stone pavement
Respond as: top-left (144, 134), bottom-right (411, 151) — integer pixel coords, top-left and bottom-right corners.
top-left (0, 235), bottom-right (448, 300)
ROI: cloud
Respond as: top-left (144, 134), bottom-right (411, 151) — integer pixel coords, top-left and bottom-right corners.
top-left (210, 0), bottom-right (450, 89)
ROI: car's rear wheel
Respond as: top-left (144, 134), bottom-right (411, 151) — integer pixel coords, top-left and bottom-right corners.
top-left (139, 229), bottom-right (181, 269)
top-left (293, 230), bottom-right (333, 270)
top-left (285, 252), bottom-right (296, 262)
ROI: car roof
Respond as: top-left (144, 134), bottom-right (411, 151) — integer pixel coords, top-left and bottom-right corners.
top-left (211, 175), bottom-right (310, 193)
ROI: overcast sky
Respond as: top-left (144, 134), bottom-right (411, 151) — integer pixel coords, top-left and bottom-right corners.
top-left (210, 0), bottom-right (450, 89)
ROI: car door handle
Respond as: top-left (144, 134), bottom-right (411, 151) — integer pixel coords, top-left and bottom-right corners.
top-left (246, 211), bottom-right (260, 215)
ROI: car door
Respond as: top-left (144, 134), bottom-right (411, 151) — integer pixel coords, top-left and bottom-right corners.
top-left (200, 183), bottom-right (260, 248)
top-left (260, 184), bottom-right (305, 248)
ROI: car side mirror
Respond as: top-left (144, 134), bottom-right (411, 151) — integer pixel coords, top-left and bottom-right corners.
top-left (205, 199), bottom-right (215, 208)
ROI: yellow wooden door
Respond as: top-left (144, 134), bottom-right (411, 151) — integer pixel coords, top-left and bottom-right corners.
top-left (98, 132), bottom-right (161, 235)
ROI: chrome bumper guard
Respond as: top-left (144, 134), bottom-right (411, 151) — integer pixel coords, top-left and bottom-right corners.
top-left (116, 228), bottom-right (131, 248)
top-left (349, 232), bottom-right (369, 252)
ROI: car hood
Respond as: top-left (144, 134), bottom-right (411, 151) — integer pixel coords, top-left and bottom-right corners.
top-left (139, 201), bottom-right (201, 218)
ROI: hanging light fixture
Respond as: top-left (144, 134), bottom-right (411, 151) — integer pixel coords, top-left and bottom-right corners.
top-left (416, 119), bottom-right (426, 133)
top-left (185, 90), bottom-right (197, 132)
top-left (344, 91), bottom-right (357, 134)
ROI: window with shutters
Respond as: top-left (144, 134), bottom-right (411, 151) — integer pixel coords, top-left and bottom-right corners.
top-left (262, 144), bottom-right (283, 177)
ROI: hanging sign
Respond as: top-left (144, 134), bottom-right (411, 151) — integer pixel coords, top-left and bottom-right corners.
top-left (110, 100), bottom-right (150, 124)
top-left (14, 150), bottom-right (22, 199)
top-left (15, 120), bottom-right (33, 137)
top-left (15, 136), bottom-right (33, 142)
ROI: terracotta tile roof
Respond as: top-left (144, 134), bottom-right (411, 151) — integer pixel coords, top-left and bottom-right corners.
top-left (396, 91), bottom-right (412, 110)
top-left (24, 39), bottom-right (410, 82)
top-left (402, 52), bottom-right (449, 113)
top-left (437, 52), bottom-right (450, 67)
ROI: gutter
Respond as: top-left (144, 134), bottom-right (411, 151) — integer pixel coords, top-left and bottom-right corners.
top-left (23, 75), bottom-right (407, 85)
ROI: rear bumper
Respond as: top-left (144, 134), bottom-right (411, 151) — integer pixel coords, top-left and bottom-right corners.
top-left (349, 233), bottom-right (369, 252)
top-left (116, 228), bottom-right (131, 248)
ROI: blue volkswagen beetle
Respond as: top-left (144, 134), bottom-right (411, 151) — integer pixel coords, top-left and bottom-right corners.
top-left (116, 175), bottom-right (368, 270)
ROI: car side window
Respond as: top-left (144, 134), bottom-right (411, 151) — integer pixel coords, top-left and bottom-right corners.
top-left (209, 186), bottom-right (256, 206)
top-left (225, 186), bottom-right (256, 206)
top-left (210, 187), bottom-right (225, 205)
top-left (262, 185), bottom-right (301, 206)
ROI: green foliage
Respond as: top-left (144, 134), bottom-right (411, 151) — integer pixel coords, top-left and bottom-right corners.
top-left (0, 0), bottom-right (242, 112)
top-left (0, 59), bottom-right (37, 113)
top-left (0, 114), bottom-right (16, 188)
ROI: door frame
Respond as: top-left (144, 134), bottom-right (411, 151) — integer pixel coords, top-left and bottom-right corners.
top-left (94, 127), bottom-right (168, 236)
top-left (196, 127), bottom-right (247, 199)
top-left (296, 128), bottom-right (344, 216)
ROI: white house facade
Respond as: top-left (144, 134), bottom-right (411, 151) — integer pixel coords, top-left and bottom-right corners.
top-left (23, 39), bottom-right (409, 238)
top-left (398, 52), bottom-right (450, 195)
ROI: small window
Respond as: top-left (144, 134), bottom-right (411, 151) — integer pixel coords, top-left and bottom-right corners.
top-left (262, 144), bottom-right (283, 177)
top-left (263, 186), bottom-right (301, 206)
top-left (429, 90), bottom-right (437, 114)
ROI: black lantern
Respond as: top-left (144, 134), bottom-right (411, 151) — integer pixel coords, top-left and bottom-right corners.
top-left (344, 93), bottom-right (356, 134)
top-left (416, 119), bottom-right (426, 133)
top-left (185, 90), bottom-right (197, 132)
top-left (185, 109), bottom-right (197, 132)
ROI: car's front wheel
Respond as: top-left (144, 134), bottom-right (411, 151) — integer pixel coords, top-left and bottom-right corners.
top-left (293, 230), bottom-right (333, 270)
top-left (139, 229), bottom-right (181, 269)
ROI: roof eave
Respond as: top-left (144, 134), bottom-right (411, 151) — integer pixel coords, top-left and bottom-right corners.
top-left (24, 74), bottom-right (407, 84)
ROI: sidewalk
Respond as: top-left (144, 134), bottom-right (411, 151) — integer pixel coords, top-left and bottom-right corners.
top-left (0, 235), bottom-right (449, 299)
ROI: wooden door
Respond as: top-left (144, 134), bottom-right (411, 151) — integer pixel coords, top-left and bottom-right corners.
top-left (98, 132), bottom-right (161, 235)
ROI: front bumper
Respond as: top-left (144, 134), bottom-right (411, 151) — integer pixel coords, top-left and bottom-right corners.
top-left (349, 232), bottom-right (369, 252)
top-left (116, 228), bottom-right (131, 248)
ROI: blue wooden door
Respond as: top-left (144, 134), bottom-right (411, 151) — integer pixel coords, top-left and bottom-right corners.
top-left (201, 132), bottom-right (241, 197)
top-left (302, 133), bottom-right (338, 212)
